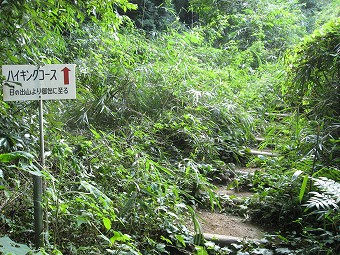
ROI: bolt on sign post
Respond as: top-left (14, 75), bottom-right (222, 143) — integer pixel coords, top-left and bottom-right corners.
top-left (2, 64), bottom-right (76, 249)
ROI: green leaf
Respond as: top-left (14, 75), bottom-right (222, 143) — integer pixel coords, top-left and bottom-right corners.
top-left (99, 234), bottom-right (112, 245)
top-left (0, 151), bottom-right (34, 163)
top-left (90, 128), bottom-right (102, 139)
top-left (299, 175), bottom-right (309, 203)
top-left (0, 236), bottom-right (38, 255)
top-left (76, 216), bottom-right (88, 227)
top-left (175, 234), bottom-right (186, 247)
top-left (110, 231), bottom-right (131, 244)
top-left (103, 217), bottom-right (112, 231)
top-left (21, 163), bottom-right (43, 176)
top-left (6, 50), bottom-right (20, 63)
top-left (160, 235), bottom-right (173, 245)
top-left (145, 160), bottom-right (150, 171)
top-left (195, 246), bottom-right (208, 255)
top-left (277, 235), bottom-right (289, 243)
top-left (80, 181), bottom-right (112, 208)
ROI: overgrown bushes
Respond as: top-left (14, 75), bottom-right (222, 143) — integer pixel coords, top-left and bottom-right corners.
top-left (1, 1), bottom-right (339, 254)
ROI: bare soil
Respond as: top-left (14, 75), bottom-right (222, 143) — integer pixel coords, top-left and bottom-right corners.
top-left (193, 168), bottom-right (266, 240)
top-left (196, 210), bottom-right (265, 239)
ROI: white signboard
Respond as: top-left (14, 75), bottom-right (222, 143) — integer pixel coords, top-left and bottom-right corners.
top-left (2, 64), bottom-right (76, 101)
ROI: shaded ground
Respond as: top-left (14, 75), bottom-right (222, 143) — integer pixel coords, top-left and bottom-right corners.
top-left (196, 210), bottom-right (265, 239)
top-left (193, 167), bottom-right (266, 240)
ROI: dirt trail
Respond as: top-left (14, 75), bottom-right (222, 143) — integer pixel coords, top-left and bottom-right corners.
top-left (194, 167), bottom-right (266, 241)
top-left (196, 210), bottom-right (265, 239)
top-left (194, 117), bottom-right (282, 242)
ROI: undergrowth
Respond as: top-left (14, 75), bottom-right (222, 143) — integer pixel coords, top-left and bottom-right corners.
top-left (1, 1), bottom-right (339, 255)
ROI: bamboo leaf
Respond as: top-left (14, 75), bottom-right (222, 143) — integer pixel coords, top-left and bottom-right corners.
top-left (299, 175), bottom-right (309, 203)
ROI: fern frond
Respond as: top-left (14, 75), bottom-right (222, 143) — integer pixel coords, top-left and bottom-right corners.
top-left (314, 177), bottom-right (340, 203)
top-left (304, 177), bottom-right (340, 213)
top-left (306, 191), bottom-right (339, 211)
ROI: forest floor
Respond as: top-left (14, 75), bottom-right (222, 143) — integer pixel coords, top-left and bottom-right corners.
top-left (191, 165), bottom-right (269, 243)
top-left (195, 210), bottom-right (265, 240)
top-left (192, 131), bottom-right (278, 243)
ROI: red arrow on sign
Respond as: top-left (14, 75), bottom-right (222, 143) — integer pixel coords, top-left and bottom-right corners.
top-left (62, 67), bottom-right (71, 85)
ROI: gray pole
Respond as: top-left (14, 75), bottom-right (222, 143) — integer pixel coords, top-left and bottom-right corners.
top-left (34, 99), bottom-right (44, 249)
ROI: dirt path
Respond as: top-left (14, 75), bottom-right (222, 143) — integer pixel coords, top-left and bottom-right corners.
top-left (196, 210), bottom-right (265, 239)
top-left (193, 167), bottom-right (266, 241)
top-left (193, 120), bottom-right (281, 242)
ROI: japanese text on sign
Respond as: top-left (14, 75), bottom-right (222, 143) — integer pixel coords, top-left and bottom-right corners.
top-left (7, 69), bottom-right (58, 82)
top-left (2, 64), bottom-right (76, 101)
top-left (9, 87), bottom-right (69, 96)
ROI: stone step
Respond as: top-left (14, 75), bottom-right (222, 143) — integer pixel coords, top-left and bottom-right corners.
top-left (203, 233), bottom-right (243, 245)
top-left (249, 149), bottom-right (277, 157)
top-left (203, 233), bottom-right (264, 246)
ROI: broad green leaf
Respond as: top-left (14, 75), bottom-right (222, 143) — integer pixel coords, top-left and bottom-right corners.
top-left (0, 151), bottom-right (34, 163)
top-left (103, 217), bottom-right (112, 231)
top-left (110, 231), bottom-right (131, 244)
top-left (0, 236), bottom-right (41, 255)
top-left (80, 180), bottom-right (111, 205)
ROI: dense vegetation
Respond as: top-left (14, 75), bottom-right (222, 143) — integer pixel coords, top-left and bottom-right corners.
top-left (0, 0), bottom-right (339, 254)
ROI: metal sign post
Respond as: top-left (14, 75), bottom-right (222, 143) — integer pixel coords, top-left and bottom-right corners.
top-left (33, 99), bottom-right (44, 248)
top-left (2, 64), bottom-right (76, 249)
